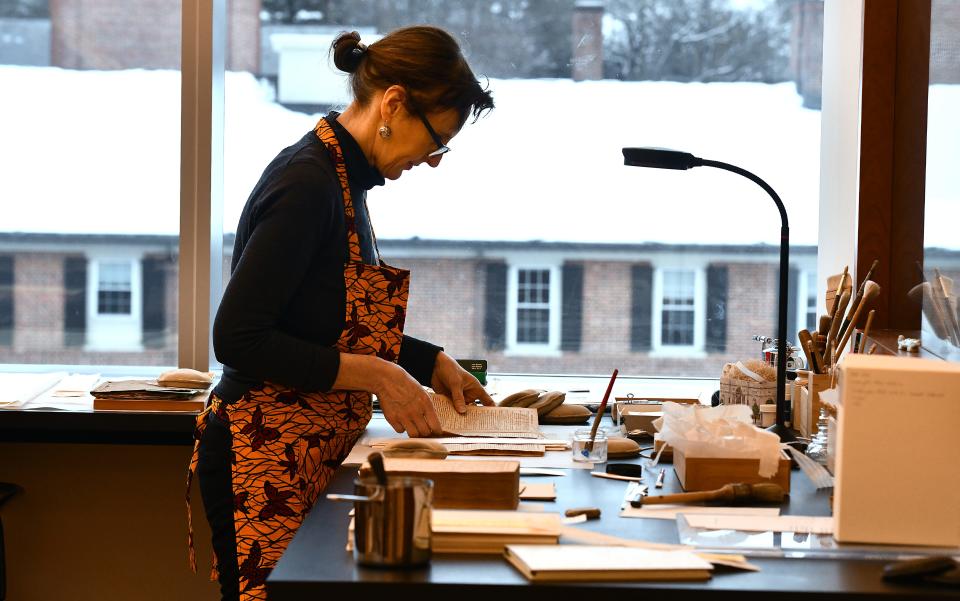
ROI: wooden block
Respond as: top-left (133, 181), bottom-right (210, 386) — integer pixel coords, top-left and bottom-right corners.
top-left (622, 411), bottom-right (662, 433)
top-left (360, 458), bottom-right (520, 510)
top-left (673, 448), bottom-right (791, 493)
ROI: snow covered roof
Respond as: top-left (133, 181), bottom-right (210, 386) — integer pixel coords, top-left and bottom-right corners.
top-left (2, 66), bottom-right (956, 247)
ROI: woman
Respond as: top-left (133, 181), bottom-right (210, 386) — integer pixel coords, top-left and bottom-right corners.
top-left (186, 26), bottom-right (495, 601)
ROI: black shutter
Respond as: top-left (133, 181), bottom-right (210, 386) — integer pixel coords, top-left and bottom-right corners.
top-left (0, 256), bottom-right (13, 346)
top-left (787, 265), bottom-right (800, 345)
top-left (706, 265), bottom-right (728, 353)
top-left (64, 257), bottom-right (87, 347)
top-left (630, 264), bottom-right (653, 351)
top-left (483, 262), bottom-right (507, 351)
top-left (560, 263), bottom-right (583, 352)
top-left (142, 257), bottom-right (167, 348)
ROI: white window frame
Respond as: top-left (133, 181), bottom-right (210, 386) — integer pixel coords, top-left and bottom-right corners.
top-left (651, 265), bottom-right (706, 357)
top-left (85, 257), bottom-right (143, 352)
top-left (506, 264), bottom-right (562, 356)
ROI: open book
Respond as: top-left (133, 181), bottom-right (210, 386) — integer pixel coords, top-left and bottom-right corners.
top-left (503, 544), bottom-right (713, 582)
top-left (430, 392), bottom-right (539, 438)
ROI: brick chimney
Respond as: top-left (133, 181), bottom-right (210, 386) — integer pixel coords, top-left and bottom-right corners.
top-left (572, 1), bottom-right (604, 81)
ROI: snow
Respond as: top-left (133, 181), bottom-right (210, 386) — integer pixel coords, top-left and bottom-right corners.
top-left (1, 65), bottom-right (955, 248)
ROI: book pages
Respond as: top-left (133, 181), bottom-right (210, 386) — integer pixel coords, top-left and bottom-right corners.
top-left (445, 443), bottom-right (546, 456)
top-left (431, 393), bottom-right (539, 437)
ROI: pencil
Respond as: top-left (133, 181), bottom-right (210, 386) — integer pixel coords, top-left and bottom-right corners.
top-left (585, 368), bottom-right (618, 454)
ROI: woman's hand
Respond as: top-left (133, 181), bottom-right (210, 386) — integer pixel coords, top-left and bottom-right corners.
top-left (335, 353), bottom-right (442, 438)
top-left (430, 352), bottom-right (495, 414)
top-left (375, 362), bottom-right (443, 438)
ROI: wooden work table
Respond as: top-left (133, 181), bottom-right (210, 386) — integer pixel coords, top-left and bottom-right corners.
top-left (267, 434), bottom-right (960, 600)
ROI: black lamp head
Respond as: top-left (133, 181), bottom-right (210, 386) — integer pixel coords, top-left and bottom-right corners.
top-left (622, 147), bottom-right (702, 170)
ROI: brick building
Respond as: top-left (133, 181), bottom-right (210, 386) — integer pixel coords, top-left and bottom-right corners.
top-left (0, 233), bottom-right (839, 377)
top-left (48, 0), bottom-right (260, 71)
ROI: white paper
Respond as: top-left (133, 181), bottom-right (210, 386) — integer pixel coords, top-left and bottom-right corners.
top-left (683, 513), bottom-right (833, 534)
top-left (0, 372), bottom-right (66, 409)
top-left (620, 505), bottom-right (781, 520)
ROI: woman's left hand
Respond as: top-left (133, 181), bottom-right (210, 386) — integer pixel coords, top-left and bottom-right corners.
top-left (430, 352), bottom-right (495, 414)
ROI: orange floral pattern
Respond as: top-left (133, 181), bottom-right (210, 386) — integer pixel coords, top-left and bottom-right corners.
top-left (186, 117), bottom-right (410, 601)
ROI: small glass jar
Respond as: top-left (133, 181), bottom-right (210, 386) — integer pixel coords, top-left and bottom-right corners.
top-left (571, 427), bottom-right (608, 464)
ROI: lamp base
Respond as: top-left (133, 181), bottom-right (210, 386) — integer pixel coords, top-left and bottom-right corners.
top-left (766, 423), bottom-right (798, 443)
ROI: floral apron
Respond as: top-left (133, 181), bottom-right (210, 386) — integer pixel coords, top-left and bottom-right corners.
top-left (186, 118), bottom-right (410, 600)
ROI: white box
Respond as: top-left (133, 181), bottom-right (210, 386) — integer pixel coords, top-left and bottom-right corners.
top-left (834, 354), bottom-right (960, 547)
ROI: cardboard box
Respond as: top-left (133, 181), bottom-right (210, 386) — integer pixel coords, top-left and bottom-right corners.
top-left (673, 447), bottom-right (791, 493)
top-left (360, 458), bottom-right (520, 510)
top-left (834, 355), bottom-right (960, 547)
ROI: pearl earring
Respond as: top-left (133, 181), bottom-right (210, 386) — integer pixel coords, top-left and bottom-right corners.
top-left (378, 124), bottom-right (392, 139)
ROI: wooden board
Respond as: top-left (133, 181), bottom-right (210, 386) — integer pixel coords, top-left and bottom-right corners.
top-left (359, 458), bottom-right (520, 510)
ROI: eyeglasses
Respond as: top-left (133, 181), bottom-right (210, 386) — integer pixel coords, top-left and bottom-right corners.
top-left (409, 102), bottom-right (450, 157)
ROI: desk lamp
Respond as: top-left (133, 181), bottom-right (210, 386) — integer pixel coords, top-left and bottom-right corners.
top-left (622, 148), bottom-right (794, 442)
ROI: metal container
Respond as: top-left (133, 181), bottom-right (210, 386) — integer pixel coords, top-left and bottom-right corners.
top-left (329, 476), bottom-right (433, 567)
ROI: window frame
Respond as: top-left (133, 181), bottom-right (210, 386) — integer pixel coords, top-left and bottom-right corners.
top-left (650, 265), bottom-right (706, 357)
top-left (505, 263), bottom-right (562, 356)
top-left (86, 257), bottom-right (143, 352)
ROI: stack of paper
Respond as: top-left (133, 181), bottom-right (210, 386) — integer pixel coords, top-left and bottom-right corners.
top-left (0, 372), bottom-right (67, 409)
top-left (503, 544), bottom-right (713, 582)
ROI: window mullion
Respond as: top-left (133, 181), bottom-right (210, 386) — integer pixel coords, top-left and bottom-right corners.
top-left (179, 0), bottom-right (225, 371)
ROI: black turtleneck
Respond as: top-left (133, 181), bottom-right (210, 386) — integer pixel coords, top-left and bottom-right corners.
top-left (213, 113), bottom-right (442, 403)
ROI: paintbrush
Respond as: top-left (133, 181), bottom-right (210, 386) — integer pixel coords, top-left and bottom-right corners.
top-left (838, 259), bottom-right (879, 343)
top-left (825, 289), bottom-right (851, 364)
top-left (805, 340), bottom-right (824, 374)
top-left (797, 329), bottom-right (819, 373)
top-left (836, 281), bottom-right (881, 354)
top-left (631, 482), bottom-right (786, 507)
top-left (828, 266), bottom-right (849, 318)
top-left (585, 368), bottom-right (618, 454)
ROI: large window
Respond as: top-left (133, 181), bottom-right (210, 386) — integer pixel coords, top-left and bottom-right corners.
top-left (220, 0), bottom-right (823, 378)
top-left (1, 0), bottom-right (833, 376)
top-left (0, 0), bottom-right (181, 367)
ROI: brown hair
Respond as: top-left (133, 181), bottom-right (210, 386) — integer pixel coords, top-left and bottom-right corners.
top-left (331, 26), bottom-right (494, 126)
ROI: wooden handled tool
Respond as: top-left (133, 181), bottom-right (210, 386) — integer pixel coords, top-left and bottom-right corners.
top-left (797, 329), bottom-right (819, 373)
top-left (634, 483), bottom-right (786, 507)
top-left (836, 281), bottom-right (881, 354)
top-left (828, 266), bottom-right (849, 318)
top-left (838, 260), bottom-right (879, 344)
top-left (825, 289), bottom-right (851, 363)
top-left (818, 314), bottom-right (832, 337)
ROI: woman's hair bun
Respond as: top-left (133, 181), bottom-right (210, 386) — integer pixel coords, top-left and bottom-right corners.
top-left (332, 31), bottom-right (367, 74)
